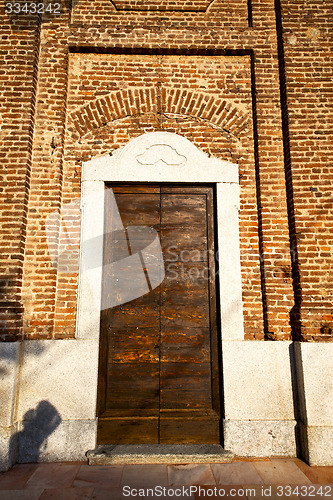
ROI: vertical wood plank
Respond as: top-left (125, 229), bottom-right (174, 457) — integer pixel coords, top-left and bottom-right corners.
top-left (98, 184), bottom-right (220, 445)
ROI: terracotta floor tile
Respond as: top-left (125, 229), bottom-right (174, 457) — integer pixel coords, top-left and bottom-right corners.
top-left (211, 463), bottom-right (265, 485)
top-left (73, 465), bottom-right (123, 488)
top-left (253, 460), bottom-right (312, 485)
top-left (295, 484), bottom-right (333, 500)
top-left (194, 484), bottom-right (257, 499)
top-left (293, 459), bottom-right (333, 484)
top-left (38, 487), bottom-right (94, 499)
top-left (26, 463), bottom-right (81, 489)
top-left (168, 464), bottom-right (215, 486)
top-left (226, 485), bottom-right (260, 499)
top-left (121, 464), bottom-right (168, 487)
top-left (162, 487), bottom-right (195, 500)
top-left (0, 490), bottom-right (43, 500)
top-left (90, 487), bottom-right (194, 500)
top-left (233, 457), bottom-right (271, 462)
top-left (63, 462), bottom-right (87, 466)
top-left (91, 487), bottom-right (133, 500)
top-left (0, 464), bottom-right (39, 490)
top-left (0, 458), bottom-right (330, 498)
top-left (140, 485), bottom-right (195, 500)
top-left (91, 486), bottom-right (192, 500)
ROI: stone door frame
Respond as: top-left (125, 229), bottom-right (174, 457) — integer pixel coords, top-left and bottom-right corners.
top-left (76, 131), bottom-right (244, 343)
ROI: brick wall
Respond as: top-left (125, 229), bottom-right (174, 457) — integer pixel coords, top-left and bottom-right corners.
top-left (1, 0), bottom-right (331, 342)
top-left (279, 0), bottom-right (333, 340)
top-left (72, 0), bottom-right (249, 24)
top-left (0, 6), bottom-right (41, 340)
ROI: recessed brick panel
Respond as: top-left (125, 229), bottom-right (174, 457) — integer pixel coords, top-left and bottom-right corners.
top-left (57, 53), bottom-right (264, 339)
top-left (72, 0), bottom-right (249, 25)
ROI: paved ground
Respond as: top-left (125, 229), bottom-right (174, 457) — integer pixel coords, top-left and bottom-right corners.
top-left (0, 458), bottom-right (332, 499)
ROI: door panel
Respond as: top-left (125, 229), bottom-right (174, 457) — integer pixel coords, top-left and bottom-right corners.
top-left (97, 184), bottom-right (220, 444)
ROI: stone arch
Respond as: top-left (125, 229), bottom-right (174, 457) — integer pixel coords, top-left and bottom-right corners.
top-left (69, 88), bottom-right (251, 142)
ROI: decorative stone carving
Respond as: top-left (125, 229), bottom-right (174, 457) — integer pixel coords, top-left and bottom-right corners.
top-left (136, 144), bottom-right (186, 167)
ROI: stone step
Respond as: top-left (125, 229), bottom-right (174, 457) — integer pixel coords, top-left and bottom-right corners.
top-left (87, 444), bottom-right (234, 465)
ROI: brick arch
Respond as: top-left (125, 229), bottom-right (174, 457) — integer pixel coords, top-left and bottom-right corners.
top-left (69, 88), bottom-right (250, 141)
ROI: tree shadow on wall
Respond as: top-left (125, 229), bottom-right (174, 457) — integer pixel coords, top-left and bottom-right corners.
top-left (10, 401), bottom-right (62, 463)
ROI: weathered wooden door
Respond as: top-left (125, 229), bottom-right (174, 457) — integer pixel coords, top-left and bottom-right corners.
top-left (97, 184), bottom-right (221, 444)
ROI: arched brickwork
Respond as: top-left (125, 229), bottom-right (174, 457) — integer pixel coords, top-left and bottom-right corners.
top-left (69, 89), bottom-right (251, 142)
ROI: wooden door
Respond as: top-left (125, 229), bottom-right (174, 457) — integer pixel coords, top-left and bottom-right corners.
top-left (97, 184), bottom-right (221, 444)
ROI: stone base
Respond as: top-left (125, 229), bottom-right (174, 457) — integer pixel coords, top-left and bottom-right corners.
top-left (223, 420), bottom-right (297, 457)
top-left (87, 444), bottom-right (234, 465)
top-left (1, 338), bottom-right (332, 467)
top-left (18, 419), bottom-right (97, 464)
top-left (299, 422), bottom-right (333, 466)
top-left (0, 425), bottom-right (18, 472)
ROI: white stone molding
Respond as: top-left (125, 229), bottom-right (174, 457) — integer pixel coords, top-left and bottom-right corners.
top-left (76, 180), bottom-right (105, 340)
top-left (0, 342), bottom-right (20, 471)
top-left (74, 131), bottom-right (244, 456)
top-left (77, 131), bottom-right (243, 342)
top-left (82, 132), bottom-right (238, 184)
top-left (294, 342), bottom-right (333, 466)
top-left (222, 340), bottom-right (297, 457)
